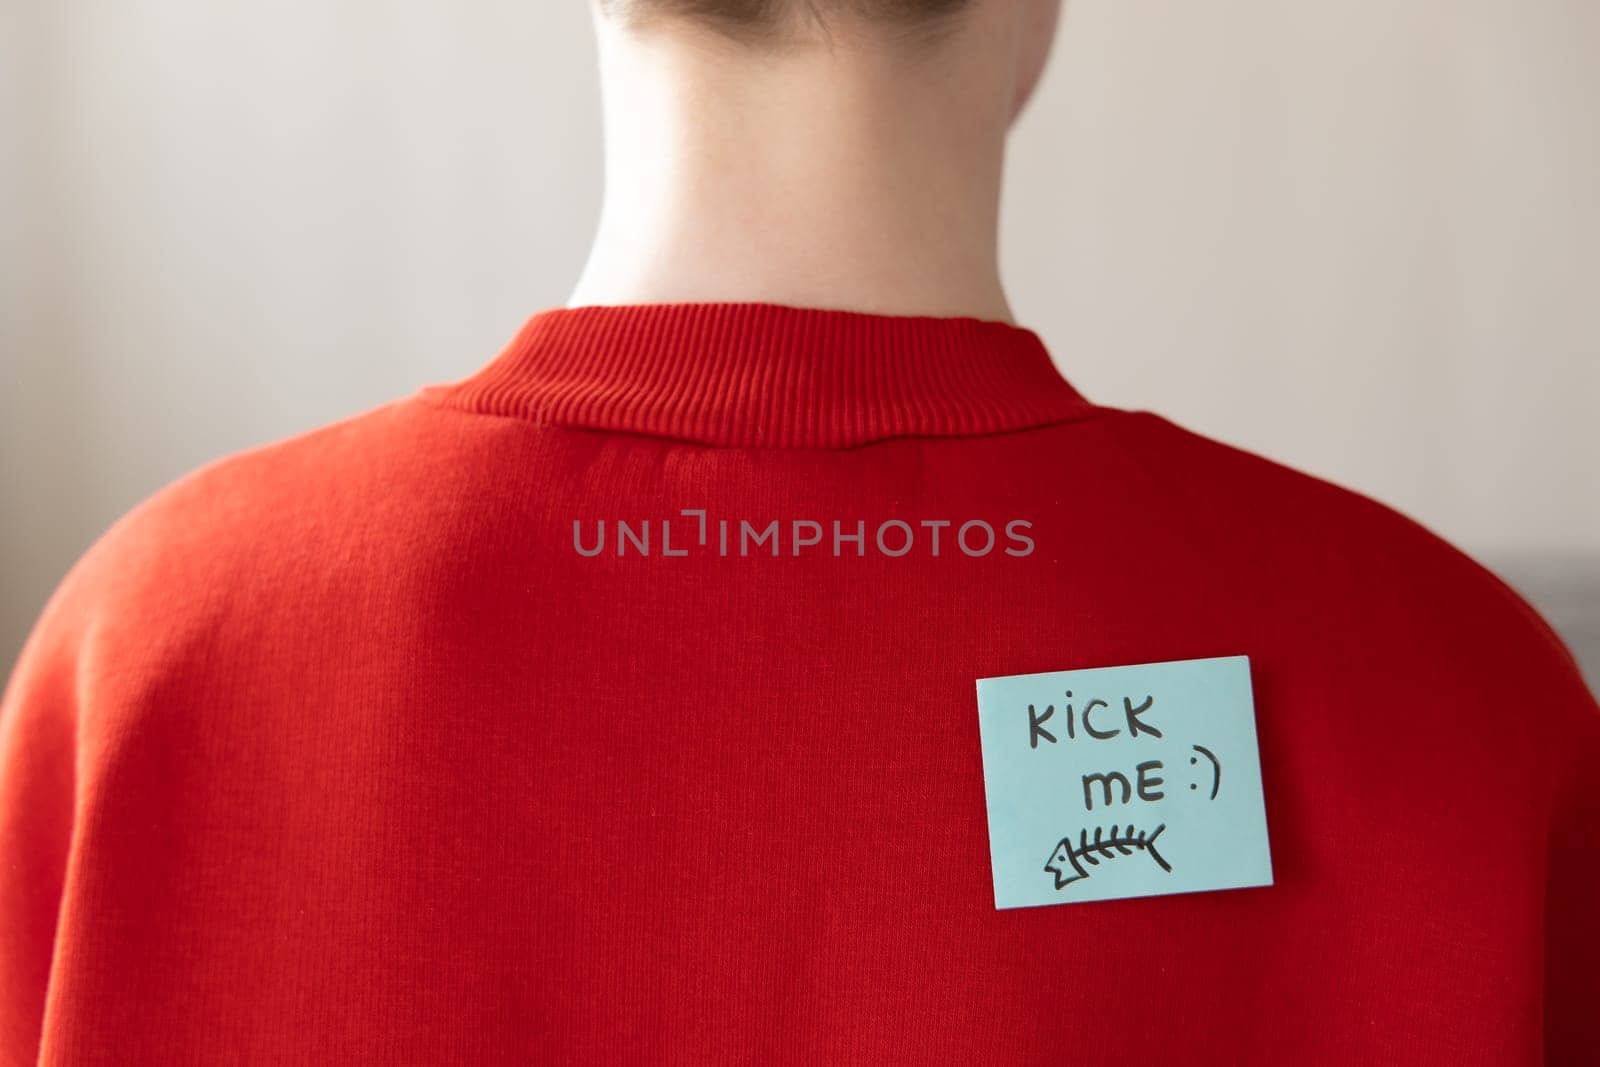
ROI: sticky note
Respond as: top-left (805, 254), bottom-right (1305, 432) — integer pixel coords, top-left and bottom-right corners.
top-left (974, 655), bottom-right (1272, 909)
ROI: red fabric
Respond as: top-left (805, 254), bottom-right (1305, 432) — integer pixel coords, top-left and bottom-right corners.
top-left (2, 302), bottom-right (1596, 1064)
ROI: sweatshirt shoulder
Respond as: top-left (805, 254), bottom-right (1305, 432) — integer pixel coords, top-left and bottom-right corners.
top-left (66, 399), bottom-right (416, 594)
top-left (16, 397), bottom-right (493, 670)
top-left (1086, 411), bottom-right (1593, 705)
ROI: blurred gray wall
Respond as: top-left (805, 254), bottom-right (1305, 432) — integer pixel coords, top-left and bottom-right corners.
top-left (2, 0), bottom-right (1597, 685)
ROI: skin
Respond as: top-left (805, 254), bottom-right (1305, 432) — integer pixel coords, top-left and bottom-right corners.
top-left (570, 0), bottom-right (1065, 323)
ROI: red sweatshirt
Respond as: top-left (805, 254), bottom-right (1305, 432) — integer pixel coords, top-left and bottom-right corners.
top-left (2, 302), bottom-right (1596, 1065)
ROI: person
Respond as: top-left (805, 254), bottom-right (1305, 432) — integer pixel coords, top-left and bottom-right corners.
top-left (1, 0), bottom-right (1595, 1063)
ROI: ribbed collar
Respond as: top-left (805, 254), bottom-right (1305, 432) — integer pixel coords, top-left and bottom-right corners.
top-left (418, 302), bottom-right (1097, 449)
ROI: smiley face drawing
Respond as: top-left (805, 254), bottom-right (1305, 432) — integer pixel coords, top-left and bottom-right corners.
top-left (1190, 744), bottom-right (1221, 799)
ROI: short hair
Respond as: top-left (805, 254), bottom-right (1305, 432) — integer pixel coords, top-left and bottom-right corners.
top-left (601, 0), bottom-right (973, 44)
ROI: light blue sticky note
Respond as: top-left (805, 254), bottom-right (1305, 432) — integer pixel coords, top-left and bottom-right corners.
top-left (975, 655), bottom-right (1272, 909)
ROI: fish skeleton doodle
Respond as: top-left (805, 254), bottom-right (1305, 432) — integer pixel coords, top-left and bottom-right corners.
top-left (1043, 824), bottom-right (1171, 890)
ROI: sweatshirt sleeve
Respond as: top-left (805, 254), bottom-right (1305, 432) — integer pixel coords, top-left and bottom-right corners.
top-left (0, 586), bottom-right (85, 1067)
top-left (1544, 682), bottom-right (1600, 1064)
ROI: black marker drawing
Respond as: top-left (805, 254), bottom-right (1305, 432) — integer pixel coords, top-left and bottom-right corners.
top-left (1190, 744), bottom-right (1221, 800)
top-left (1044, 824), bottom-right (1171, 890)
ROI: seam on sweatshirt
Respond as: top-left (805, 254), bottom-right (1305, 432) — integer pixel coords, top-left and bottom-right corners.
top-left (405, 387), bottom-right (1140, 453)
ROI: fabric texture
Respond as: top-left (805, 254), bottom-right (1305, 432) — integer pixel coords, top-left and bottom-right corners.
top-left (2, 301), bottom-right (1596, 1064)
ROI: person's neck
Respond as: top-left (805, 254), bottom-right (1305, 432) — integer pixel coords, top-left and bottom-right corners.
top-left (568, 13), bottom-right (1019, 324)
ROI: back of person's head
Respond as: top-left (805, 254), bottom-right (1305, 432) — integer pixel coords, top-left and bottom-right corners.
top-left (600, 0), bottom-right (973, 45)
top-left (592, 0), bottom-right (1063, 128)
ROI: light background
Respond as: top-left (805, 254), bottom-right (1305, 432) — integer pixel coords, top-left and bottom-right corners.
top-left (2, 1), bottom-right (1596, 681)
